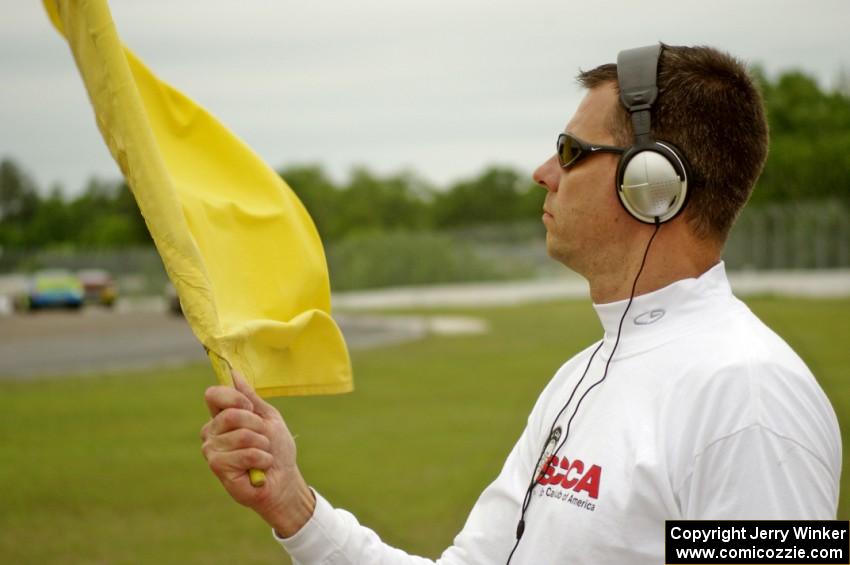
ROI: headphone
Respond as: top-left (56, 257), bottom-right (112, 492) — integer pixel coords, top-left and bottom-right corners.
top-left (615, 44), bottom-right (690, 225)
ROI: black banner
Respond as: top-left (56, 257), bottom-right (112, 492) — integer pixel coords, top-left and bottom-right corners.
top-left (665, 521), bottom-right (849, 564)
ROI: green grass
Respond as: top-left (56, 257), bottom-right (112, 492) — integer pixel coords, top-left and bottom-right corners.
top-left (0, 296), bottom-right (848, 563)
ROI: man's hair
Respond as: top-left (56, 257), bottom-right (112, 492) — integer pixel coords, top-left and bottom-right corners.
top-left (577, 44), bottom-right (769, 241)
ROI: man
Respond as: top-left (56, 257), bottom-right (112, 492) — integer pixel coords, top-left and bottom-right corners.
top-left (200, 44), bottom-right (841, 564)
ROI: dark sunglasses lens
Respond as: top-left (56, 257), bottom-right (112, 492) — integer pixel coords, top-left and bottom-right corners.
top-left (557, 134), bottom-right (580, 167)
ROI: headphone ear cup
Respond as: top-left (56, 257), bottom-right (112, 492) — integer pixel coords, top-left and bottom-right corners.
top-left (616, 143), bottom-right (688, 224)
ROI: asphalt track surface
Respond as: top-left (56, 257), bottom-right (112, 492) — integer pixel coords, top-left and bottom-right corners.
top-left (0, 305), bottom-right (488, 379)
top-left (2, 270), bottom-right (847, 379)
top-left (0, 308), bottom-right (437, 379)
top-left (1, 308), bottom-right (212, 379)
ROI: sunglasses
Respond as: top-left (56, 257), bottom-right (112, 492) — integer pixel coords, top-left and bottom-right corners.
top-left (556, 132), bottom-right (626, 169)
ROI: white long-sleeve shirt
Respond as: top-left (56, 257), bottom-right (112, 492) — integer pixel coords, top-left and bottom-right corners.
top-left (276, 262), bottom-right (842, 564)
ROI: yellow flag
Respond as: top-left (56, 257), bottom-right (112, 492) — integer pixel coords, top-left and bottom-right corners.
top-left (44, 0), bottom-right (352, 398)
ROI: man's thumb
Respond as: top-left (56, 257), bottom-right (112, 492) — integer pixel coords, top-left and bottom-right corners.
top-left (231, 370), bottom-right (277, 418)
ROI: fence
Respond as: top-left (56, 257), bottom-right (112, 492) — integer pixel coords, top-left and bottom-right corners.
top-left (724, 200), bottom-right (850, 270)
top-left (451, 200), bottom-right (850, 275)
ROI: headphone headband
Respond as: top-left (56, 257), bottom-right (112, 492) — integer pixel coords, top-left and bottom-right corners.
top-left (616, 44), bottom-right (662, 143)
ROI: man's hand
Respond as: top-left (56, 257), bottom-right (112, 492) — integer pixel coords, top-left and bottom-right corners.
top-left (201, 371), bottom-right (316, 537)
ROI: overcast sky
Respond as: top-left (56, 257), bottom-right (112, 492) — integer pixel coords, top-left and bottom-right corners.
top-left (2, 0), bottom-right (848, 195)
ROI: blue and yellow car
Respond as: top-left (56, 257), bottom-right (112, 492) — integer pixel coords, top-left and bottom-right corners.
top-left (24, 270), bottom-right (85, 310)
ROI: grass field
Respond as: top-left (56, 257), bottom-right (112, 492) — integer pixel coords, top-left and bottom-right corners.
top-left (1, 296), bottom-right (848, 564)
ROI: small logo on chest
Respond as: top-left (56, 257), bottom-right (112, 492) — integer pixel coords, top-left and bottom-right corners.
top-left (634, 308), bottom-right (665, 325)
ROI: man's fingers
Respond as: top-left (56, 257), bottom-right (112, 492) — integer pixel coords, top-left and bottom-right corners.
top-left (207, 447), bottom-right (275, 476)
top-left (209, 407), bottom-right (267, 437)
top-left (205, 385), bottom-right (253, 417)
top-left (207, 428), bottom-right (271, 453)
top-left (231, 370), bottom-right (279, 419)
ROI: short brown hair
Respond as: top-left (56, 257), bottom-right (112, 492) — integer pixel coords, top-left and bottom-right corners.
top-left (577, 44), bottom-right (769, 240)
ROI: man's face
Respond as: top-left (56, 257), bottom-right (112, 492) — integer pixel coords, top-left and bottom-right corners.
top-left (533, 82), bottom-right (633, 276)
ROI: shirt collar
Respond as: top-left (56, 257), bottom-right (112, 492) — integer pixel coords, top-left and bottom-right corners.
top-left (592, 261), bottom-right (736, 359)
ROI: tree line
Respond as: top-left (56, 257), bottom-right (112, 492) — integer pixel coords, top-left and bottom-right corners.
top-left (1, 68), bottom-right (848, 252)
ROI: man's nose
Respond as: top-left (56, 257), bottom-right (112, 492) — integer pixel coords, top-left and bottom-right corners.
top-left (532, 154), bottom-right (560, 192)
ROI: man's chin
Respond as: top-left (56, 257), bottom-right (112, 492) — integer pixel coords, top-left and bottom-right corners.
top-left (545, 237), bottom-right (570, 266)
top-left (547, 234), bottom-right (587, 272)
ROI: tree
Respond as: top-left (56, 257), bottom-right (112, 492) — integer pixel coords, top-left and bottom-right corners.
top-left (66, 179), bottom-right (151, 248)
top-left (112, 182), bottom-right (152, 245)
top-left (25, 185), bottom-right (72, 247)
top-left (279, 164), bottom-right (344, 241)
top-left (753, 70), bottom-right (850, 205)
top-left (0, 158), bottom-right (40, 247)
top-left (432, 166), bottom-right (529, 227)
top-left (337, 167), bottom-right (432, 235)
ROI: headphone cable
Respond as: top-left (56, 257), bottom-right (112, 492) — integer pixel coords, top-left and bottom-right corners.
top-left (505, 221), bottom-right (661, 565)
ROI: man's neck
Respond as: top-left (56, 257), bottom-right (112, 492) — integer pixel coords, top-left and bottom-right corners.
top-left (586, 232), bottom-right (721, 304)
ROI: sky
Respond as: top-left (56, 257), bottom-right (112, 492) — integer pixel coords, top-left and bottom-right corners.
top-left (2, 0), bottom-right (848, 195)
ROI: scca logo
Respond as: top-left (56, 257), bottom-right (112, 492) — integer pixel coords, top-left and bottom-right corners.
top-left (537, 455), bottom-right (602, 499)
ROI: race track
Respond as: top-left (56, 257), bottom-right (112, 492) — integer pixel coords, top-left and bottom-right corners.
top-left (0, 308), bottom-right (430, 379)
